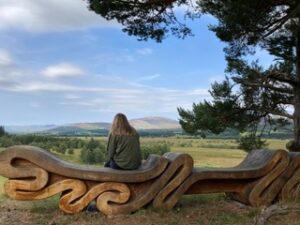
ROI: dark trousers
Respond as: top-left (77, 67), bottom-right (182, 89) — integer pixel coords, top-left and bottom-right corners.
top-left (104, 159), bottom-right (123, 170)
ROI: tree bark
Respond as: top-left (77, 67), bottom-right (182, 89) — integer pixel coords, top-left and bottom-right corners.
top-left (291, 17), bottom-right (300, 152)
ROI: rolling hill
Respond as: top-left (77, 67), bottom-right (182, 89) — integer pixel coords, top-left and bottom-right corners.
top-left (129, 117), bottom-right (181, 130)
top-left (5, 117), bottom-right (181, 136)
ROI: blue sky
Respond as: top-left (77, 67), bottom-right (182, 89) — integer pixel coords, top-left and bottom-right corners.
top-left (0, 0), bottom-right (273, 125)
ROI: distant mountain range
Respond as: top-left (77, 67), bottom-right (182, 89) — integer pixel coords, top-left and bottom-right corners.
top-left (5, 117), bottom-right (181, 135)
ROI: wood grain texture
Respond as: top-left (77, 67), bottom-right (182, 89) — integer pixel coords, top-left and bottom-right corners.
top-left (154, 149), bottom-right (290, 208)
top-left (0, 145), bottom-right (169, 182)
top-left (1, 145), bottom-right (300, 215)
top-left (281, 152), bottom-right (300, 201)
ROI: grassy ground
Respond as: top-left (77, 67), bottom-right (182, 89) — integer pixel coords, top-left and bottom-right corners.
top-left (0, 193), bottom-right (257, 225)
top-left (0, 176), bottom-right (6, 196)
top-left (0, 193), bottom-right (299, 225)
top-left (0, 138), bottom-right (298, 225)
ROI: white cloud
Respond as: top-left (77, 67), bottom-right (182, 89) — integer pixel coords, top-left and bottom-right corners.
top-left (0, 49), bottom-right (22, 88)
top-left (9, 82), bottom-right (78, 92)
top-left (0, 50), bottom-right (12, 66)
top-left (0, 78), bottom-right (17, 88)
top-left (0, 52), bottom-right (210, 117)
top-left (42, 63), bottom-right (84, 78)
top-left (7, 81), bottom-right (145, 94)
top-left (58, 85), bottom-right (210, 114)
top-left (137, 48), bottom-right (153, 56)
top-left (30, 102), bottom-right (40, 108)
top-left (138, 74), bottom-right (161, 81)
top-left (64, 94), bottom-right (81, 100)
top-left (95, 74), bottom-right (124, 82)
top-left (94, 53), bottom-right (135, 63)
top-left (3, 77), bottom-right (209, 110)
top-left (0, 0), bottom-right (118, 32)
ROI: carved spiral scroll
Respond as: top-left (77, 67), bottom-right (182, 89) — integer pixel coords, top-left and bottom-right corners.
top-left (281, 152), bottom-right (300, 201)
top-left (4, 168), bottom-right (49, 200)
top-left (94, 152), bottom-right (193, 214)
top-left (59, 181), bottom-right (130, 214)
top-left (152, 153), bottom-right (193, 209)
top-left (248, 149), bottom-right (289, 206)
top-left (154, 149), bottom-right (291, 208)
top-left (5, 173), bottom-right (130, 215)
top-left (1, 146), bottom-right (300, 215)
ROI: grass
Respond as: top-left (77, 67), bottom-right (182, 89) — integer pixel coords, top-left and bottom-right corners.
top-left (51, 148), bottom-right (82, 164)
top-left (0, 192), bottom-right (259, 225)
top-left (172, 147), bottom-right (247, 167)
top-left (0, 176), bottom-right (6, 195)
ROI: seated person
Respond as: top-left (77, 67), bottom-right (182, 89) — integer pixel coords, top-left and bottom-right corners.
top-left (104, 113), bottom-right (142, 170)
top-left (88, 113), bottom-right (142, 212)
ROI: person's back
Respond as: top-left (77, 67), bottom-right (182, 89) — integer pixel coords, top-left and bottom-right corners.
top-left (105, 113), bottom-right (142, 170)
top-left (107, 133), bottom-right (141, 170)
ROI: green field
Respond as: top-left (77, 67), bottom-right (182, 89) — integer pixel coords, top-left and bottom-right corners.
top-left (0, 138), bottom-right (289, 170)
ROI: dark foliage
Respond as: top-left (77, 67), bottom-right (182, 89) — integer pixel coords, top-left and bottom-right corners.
top-left (85, 1), bottom-right (300, 151)
top-left (80, 138), bottom-right (106, 164)
top-left (0, 126), bottom-right (7, 137)
top-left (141, 143), bottom-right (170, 159)
top-left (86, 0), bottom-right (200, 42)
top-left (178, 0), bottom-right (300, 151)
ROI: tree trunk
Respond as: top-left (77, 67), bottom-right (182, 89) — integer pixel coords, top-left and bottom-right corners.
top-left (292, 17), bottom-right (300, 152)
top-left (293, 103), bottom-right (300, 152)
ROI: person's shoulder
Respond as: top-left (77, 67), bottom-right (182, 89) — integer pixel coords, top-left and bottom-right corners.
top-left (108, 133), bottom-right (117, 140)
top-left (131, 128), bottom-right (139, 136)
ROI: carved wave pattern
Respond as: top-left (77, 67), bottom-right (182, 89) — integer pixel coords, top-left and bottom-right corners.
top-left (1, 146), bottom-right (300, 214)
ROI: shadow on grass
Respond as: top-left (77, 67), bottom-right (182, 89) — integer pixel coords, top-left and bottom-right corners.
top-left (29, 195), bottom-right (60, 213)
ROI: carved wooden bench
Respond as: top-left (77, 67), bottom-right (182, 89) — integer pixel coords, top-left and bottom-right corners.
top-left (0, 145), bottom-right (299, 215)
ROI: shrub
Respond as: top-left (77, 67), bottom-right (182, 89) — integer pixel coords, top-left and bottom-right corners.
top-left (68, 148), bottom-right (74, 155)
top-left (141, 143), bottom-right (170, 159)
top-left (0, 126), bottom-right (7, 137)
top-left (80, 147), bottom-right (105, 164)
top-left (80, 139), bottom-right (106, 164)
top-left (238, 135), bottom-right (268, 152)
top-left (0, 136), bottom-right (14, 147)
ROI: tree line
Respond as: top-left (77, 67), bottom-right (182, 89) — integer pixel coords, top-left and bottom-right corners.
top-left (0, 126), bottom-right (169, 165)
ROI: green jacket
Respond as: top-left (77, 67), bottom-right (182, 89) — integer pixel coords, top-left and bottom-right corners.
top-left (107, 133), bottom-right (142, 170)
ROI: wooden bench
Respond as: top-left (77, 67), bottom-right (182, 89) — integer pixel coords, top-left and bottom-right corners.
top-left (0, 145), bottom-right (299, 215)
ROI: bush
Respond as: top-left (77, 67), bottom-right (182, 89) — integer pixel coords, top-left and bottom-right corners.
top-left (141, 143), bottom-right (170, 159)
top-left (238, 134), bottom-right (268, 152)
top-left (80, 139), bottom-right (106, 164)
top-left (0, 126), bottom-right (7, 137)
top-left (0, 136), bottom-right (14, 147)
top-left (68, 148), bottom-right (74, 155)
top-left (80, 147), bottom-right (106, 164)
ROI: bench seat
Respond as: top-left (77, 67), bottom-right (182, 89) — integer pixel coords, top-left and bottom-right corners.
top-left (0, 145), bottom-right (300, 215)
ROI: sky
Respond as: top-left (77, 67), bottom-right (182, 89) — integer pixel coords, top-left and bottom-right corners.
top-left (0, 0), bottom-right (274, 125)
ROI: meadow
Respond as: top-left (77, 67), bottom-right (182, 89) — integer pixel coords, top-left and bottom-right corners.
top-left (0, 137), bottom-right (299, 225)
top-left (92, 137), bottom-right (288, 167)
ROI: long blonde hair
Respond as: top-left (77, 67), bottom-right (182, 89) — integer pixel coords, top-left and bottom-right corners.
top-left (111, 113), bottom-right (136, 136)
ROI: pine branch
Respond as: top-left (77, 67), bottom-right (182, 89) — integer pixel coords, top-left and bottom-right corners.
top-left (270, 110), bottom-right (294, 119)
top-left (265, 72), bottom-right (299, 86)
top-left (235, 79), bottom-right (294, 94)
top-left (262, 4), bottom-right (300, 38)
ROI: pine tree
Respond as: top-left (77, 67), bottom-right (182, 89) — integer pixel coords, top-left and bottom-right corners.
top-left (0, 126), bottom-right (7, 137)
top-left (87, 0), bottom-right (300, 151)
